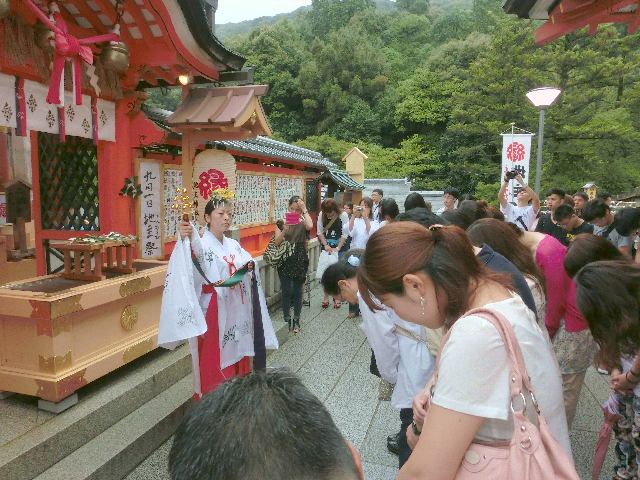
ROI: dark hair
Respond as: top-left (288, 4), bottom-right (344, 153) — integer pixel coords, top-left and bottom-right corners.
top-left (564, 233), bottom-right (625, 278)
top-left (573, 192), bottom-right (589, 201)
top-left (321, 249), bottom-right (364, 296)
top-left (169, 369), bottom-right (359, 480)
top-left (345, 202), bottom-right (353, 209)
top-left (360, 197), bottom-right (374, 219)
top-left (458, 200), bottom-right (489, 223)
top-left (614, 207), bottom-right (640, 236)
top-left (321, 198), bottom-right (341, 226)
top-left (458, 193), bottom-right (477, 204)
top-left (582, 198), bottom-right (610, 222)
top-left (358, 223), bottom-right (511, 327)
top-left (467, 218), bottom-right (545, 287)
top-left (288, 195), bottom-right (301, 206)
top-left (404, 192), bottom-right (428, 211)
top-left (440, 209), bottom-right (474, 230)
top-left (485, 206), bottom-right (505, 221)
top-left (553, 204), bottom-right (575, 223)
top-left (563, 194), bottom-right (575, 208)
top-left (597, 192), bottom-right (612, 200)
top-left (372, 188), bottom-right (384, 196)
top-left (379, 198), bottom-right (399, 220)
top-left (574, 261), bottom-right (640, 368)
top-left (204, 199), bottom-right (229, 227)
top-left (444, 188), bottom-right (460, 199)
top-left (397, 208), bottom-right (446, 229)
top-left (546, 188), bottom-right (566, 198)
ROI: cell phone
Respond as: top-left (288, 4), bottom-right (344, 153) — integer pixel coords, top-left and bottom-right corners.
top-left (285, 212), bottom-right (299, 225)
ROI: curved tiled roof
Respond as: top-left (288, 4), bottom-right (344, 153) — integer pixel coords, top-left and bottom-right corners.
top-left (212, 137), bottom-right (336, 169)
top-left (322, 169), bottom-right (365, 191)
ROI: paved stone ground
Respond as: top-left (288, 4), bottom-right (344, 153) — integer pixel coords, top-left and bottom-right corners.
top-left (127, 286), bottom-right (617, 480)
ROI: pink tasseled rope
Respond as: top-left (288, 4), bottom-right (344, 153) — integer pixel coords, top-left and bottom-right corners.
top-left (23, 0), bottom-right (119, 106)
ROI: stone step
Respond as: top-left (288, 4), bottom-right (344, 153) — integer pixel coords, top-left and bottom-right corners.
top-left (0, 346), bottom-right (192, 480)
top-left (34, 376), bottom-right (193, 480)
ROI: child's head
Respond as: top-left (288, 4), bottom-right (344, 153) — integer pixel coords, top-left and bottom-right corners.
top-left (320, 250), bottom-right (364, 304)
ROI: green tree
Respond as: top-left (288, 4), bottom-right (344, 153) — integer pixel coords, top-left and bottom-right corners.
top-left (396, 0), bottom-right (430, 15)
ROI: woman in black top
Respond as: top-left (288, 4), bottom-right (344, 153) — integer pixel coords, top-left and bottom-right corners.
top-left (274, 196), bottom-right (313, 333)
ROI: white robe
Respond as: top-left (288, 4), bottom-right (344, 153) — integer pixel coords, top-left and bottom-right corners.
top-left (191, 230), bottom-right (278, 369)
top-left (358, 294), bottom-right (435, 410)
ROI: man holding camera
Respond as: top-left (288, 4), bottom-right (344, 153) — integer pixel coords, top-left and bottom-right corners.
top-left (498, 171), bottom-right (540, 231)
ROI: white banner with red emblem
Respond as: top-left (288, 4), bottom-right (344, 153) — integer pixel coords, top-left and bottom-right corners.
top-left (500, 133), bottom-right (533, 204)
top-left (193, 150), bottom-right (237, 224)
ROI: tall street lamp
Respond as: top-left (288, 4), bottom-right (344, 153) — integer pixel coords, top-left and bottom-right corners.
top-left (526, 87), bottom-right (562, 194)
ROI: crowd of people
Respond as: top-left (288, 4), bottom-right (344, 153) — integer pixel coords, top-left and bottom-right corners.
top-left (168, 177), bottom-right (640, 479)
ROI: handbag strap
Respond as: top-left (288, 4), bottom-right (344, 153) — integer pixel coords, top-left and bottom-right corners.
top-left (322, 215), bottom-right (338, 234)
top-left (431, 306), bottom-right (537, 412)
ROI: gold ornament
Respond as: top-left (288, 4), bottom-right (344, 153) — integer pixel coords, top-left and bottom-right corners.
top-left (100, 41), bottom-right (130, 73)
top-left (120, 305), bottom-right (139, 331)
top-left (172, 186), bottom-right (193, 222)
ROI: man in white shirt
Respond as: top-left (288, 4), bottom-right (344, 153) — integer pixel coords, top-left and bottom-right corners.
top-left (498, 172), bottom-right (540, 231)
top-left (370, 188), bottom-right (383, 223)
top-left (436, 188), bottom-right (459, 215)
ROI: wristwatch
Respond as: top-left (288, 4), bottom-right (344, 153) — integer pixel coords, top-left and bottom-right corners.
top-left (411, 421), bottom-right (421, 436)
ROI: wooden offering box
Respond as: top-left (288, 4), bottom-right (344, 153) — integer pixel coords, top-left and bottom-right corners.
top-left (0, 260), bottom-right (166, 404)
top-left (57, 240), bottom-right (137, 282)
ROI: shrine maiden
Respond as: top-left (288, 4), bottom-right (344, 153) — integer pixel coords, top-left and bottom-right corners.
top-left (160, 188), bottom-right (278, 398)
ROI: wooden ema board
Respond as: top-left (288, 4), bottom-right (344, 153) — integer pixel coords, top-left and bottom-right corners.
top-left (134, 160), bottom-right (184, 259)
top-left (235, 173), bottom-right (305, 228)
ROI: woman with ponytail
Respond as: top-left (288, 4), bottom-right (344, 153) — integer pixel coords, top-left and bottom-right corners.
top-left (358, 223), bottom-right (572, 479)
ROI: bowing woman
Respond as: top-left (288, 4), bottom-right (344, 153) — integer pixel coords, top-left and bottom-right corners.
top-left (176, 188), bottom-right (278, 397)
top-left (357, 222), bottom-right (573, 480)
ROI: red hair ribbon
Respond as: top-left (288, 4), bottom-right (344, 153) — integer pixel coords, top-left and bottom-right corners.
top-left (24, 1), bottom-right (119, 106)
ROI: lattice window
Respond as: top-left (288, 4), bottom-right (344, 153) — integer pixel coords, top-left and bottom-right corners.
top-left (38, 133), bottom-right (100, 230)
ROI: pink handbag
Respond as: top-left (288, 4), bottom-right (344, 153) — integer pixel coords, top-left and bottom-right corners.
top-left (425, 307), bottom-right (580, 479)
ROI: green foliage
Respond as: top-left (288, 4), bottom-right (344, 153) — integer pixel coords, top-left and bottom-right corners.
top-left (145, 87), bottom-right (181, 112)
top-left (179, 0), bottom-right (640, 198)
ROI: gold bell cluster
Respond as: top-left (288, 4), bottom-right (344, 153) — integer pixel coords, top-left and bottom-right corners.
top-left (172, 187), bottom-right (193, 222)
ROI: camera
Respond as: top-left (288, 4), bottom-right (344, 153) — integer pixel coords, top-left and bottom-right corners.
top-left (355, 206), bottom-right (363, 212)
top-left (505, 170), bottom-right (518, 180)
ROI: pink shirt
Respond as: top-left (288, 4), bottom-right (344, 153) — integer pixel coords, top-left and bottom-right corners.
top-left (535, 235), bottom-right (588, 337)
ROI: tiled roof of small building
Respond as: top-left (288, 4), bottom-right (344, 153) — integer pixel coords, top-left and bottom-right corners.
top-left (212, 137), bottom-right (336, 169)
top-left (322, 169), bottom-right (365, 191)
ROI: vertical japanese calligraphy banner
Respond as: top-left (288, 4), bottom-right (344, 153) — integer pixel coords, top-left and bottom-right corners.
top-left (500, 133), bottom-right (533, 204)
top-left (137, 159), bottom-right (163, 259)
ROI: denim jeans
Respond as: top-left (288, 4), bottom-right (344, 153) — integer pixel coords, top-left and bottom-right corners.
top-left (280, 275), bottom-right (304, 327)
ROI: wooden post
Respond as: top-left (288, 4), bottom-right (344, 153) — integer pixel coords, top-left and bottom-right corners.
top-left (15, 218), bottom-right (27, 254)
top-left (94, 251), bottom-right (103, 278)
top-left (74, 251), bottom-right (81, 275)
top-left (182, 131), bottom-right (194, 223)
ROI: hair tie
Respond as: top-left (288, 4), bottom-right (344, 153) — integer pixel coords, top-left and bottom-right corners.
top-left (347, 255), bottom-right (360, 267)
top-left (428, 224), bottom-right (444, 231)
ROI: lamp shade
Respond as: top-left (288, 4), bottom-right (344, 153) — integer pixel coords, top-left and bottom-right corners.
top-left (526, 87), bottom-right (562, 108)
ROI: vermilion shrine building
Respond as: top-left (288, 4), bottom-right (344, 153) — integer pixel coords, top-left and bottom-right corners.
top-left (503, 0), bottom-right (640, 44)
top-left (0, 0), bottom-right (362, 410)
